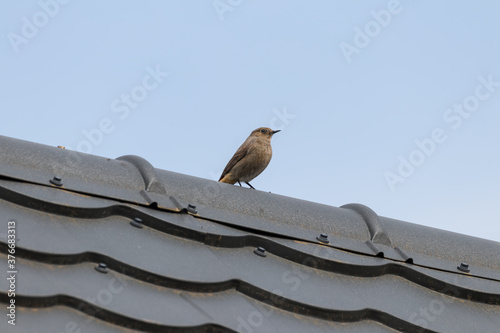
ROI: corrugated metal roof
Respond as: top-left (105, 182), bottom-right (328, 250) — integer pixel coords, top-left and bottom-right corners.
top-left (0, 135), bottom-right (499, 332)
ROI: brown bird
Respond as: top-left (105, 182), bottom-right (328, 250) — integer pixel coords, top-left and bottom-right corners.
top-left (219, 127), bottom-right (280, 189)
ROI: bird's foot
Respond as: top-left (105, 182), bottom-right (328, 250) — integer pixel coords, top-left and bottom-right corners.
top-left (245, 182), bottom-right (256, 190)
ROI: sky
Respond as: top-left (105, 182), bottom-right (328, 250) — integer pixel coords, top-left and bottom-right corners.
top-left (1, 1), bottom-right (499, 242)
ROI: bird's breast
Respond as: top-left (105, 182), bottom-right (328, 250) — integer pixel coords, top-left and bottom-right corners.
top-left (236, 141), bottom-right (272, 182)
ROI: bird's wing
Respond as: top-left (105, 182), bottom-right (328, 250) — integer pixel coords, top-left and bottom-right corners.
top-left (219, 143), bottom-right (251, 181)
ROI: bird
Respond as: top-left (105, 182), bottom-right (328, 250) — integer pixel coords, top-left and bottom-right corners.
top-left (219, 127), bottom-right (280, 189)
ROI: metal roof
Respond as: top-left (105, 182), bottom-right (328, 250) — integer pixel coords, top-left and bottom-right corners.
top-left (0, 134), bottom-right (499, 333)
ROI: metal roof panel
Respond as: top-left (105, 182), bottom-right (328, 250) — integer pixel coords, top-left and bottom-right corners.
top-left (0, 135), bottom-right (499, 333)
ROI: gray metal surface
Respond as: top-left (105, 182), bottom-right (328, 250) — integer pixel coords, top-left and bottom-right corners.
top-left (0, 135), bottom-right (499, 333)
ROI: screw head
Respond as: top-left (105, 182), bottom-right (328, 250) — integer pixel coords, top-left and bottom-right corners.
top-left (50, 176), bottom-right (63, 186)
top-left (186, 204), bottom-right (198, 214)
top-left (95, 263), bottom-right (108, 274)
top-left (130, 217), bottom-right (143, 229)
top-left (457, 262), bottom-right (470, 273)
top-left (253, 247), bottom-right (267, 257)
top-left (316, 233), bottom-right (330, 244)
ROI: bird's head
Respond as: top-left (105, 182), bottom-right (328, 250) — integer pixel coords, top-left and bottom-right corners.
top-left (251, 127), bottom-right (281, 140)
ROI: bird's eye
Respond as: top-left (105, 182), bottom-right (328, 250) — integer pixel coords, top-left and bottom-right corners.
top-left (260, 129), bottom-right (267, 134)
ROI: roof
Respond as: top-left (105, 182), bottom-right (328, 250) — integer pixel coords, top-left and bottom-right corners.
top-left (0, 134), bottom-right (499, 333)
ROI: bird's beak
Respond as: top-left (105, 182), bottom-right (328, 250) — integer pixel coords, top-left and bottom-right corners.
top-left (271, 130), bottom-right (281, 135)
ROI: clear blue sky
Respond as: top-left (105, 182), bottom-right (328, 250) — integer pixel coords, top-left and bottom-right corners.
top-left (1, 1), bottom-right (499, 242)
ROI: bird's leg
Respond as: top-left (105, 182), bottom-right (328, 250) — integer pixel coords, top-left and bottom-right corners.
top-left (237, 180), bottom-right (242, 187)
top-left (245, 182), bottom-right (256, 190)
